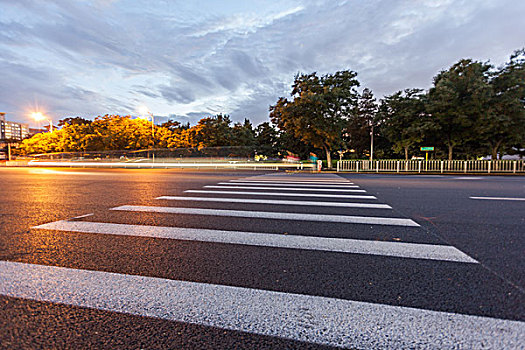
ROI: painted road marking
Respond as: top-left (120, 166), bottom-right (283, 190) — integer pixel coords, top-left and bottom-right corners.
top-left (1, 261), bottom-right (521, 349)
top-left (206, 185), bottom-right (367, 193)
top-left (156, 196), bottom-right (391, 209)
top-left (453, 177), bottom-right (483, 180)
top-left (218, 182), bottom-right (360, 188)
top-left (185, 190), bottom-right (376, 200)
top-left (230, 180), bottom-right (356, 186)
top-left (33, 220), bottom-right (476, 263)
top-left (470, 196), bottom-right (525, 201)
top-left (111, 206), bottom-right (420, 226)
top-left (241, 178), bottom-right (352, 183)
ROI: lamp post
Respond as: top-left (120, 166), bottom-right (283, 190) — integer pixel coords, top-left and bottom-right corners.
top-left (31, 112), bottom-right (53, 132)
top-left (138, 106), bottom-right (154, 144)
top-left (138, 106), bottom-right (155, 162)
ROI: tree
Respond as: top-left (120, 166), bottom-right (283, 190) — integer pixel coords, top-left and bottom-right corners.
top-left (186, 114), bottom-right (233, 148)
top-left (346, 88), bottom-right (378, 159)
top-left (379, 89), bottom-right (428, 160)
top-left (480, 49), bottom-right (525, 159)
top-left (231, 119), bottom-right (256, 147)
top-left (255, 122), bottom-right (280, 157)
top-left (160, 119), bottom-right (181, 131)
top-left (58, 117), bottom-right (92, 127)
top-left (427, 59), bottom-right (493, 160)
top-left (270, 70), bottom-right (360, 167)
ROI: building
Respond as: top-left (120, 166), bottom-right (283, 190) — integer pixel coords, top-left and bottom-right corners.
top-left (1, 113), bottom-right (30, 160)
top-left (1, 112), bottom-right (30, 141)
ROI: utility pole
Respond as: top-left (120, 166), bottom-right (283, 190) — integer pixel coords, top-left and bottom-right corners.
top-left (370, 125), bottom-right (374, 161)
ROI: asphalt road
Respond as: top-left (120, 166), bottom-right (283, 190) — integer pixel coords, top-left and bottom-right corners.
top-left (0, 168), bottom-right (524, 349)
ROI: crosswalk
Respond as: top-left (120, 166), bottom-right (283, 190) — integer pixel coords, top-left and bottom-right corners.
top-left (2, 173), bottom-right (524, 348)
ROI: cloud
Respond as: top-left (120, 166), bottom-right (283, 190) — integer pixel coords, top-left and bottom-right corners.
top-left (0, 0), bottom-right (524, 126)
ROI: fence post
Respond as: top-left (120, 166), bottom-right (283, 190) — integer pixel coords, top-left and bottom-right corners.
top-left (376, 161), bottom-right (379, 172)
top-left (356, 162), bottom-right (359, 173)
top-left (397, 161), bottom-right (400, 173)
top-left (464, 161), bottom-right (467, 173)
top-left (440, 161), bottom-right (444, 173)
top-left (337, 161), bottom-right (340, 172)
top-left (418, 161), bottom-right (421, 173)
top-left (488, 161), bottom-right (491, 174)
top-left (513, 161), bottom-right (517, 174)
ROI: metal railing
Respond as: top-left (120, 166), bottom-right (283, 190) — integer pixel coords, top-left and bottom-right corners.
top-left (337, 160), bottom-right (525, 174)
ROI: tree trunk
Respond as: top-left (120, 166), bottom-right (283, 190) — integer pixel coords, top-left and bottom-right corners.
top-left (404, 146), bottom-right (408, 161)
top-left (448, 145), bottom-right (453, 161)
top-left (491, 139), bottom-right (503, 160)
top-left (324, 145), bottom-right (332, 169)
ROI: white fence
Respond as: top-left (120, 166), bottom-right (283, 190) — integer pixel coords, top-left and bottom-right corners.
top-left (337, 160), bottom-right (525, 174)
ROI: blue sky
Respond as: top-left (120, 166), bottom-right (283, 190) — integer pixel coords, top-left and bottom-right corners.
top-left (1, 0), bottom-right (524, 126)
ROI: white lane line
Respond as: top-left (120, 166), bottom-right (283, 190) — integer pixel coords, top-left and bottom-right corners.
top-left (111, 206), bottom-right (420, 227)
top-left (241, 178), bottom-right (352, 183)
top-left (32, 220), bottom-right (477, 263)
top-left (230, 180), bottom-right (356, 185)
top-left (219, 182), bottom-right (360, 188)
top-left (70, 213), bottom-right (94, 220)
top-left (206, 185), bottom-right (367, 193)
top-left (1, 261), bottom-right (521, 349)
top-left (185, 190), bottom-right (377, 200)
top-left (156, 196), bottom-right (391, 209)
top-left (470, 197), bottom-right (525, 201)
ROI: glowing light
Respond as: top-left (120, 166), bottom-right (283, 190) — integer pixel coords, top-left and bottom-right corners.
top-left (138, 105), bottom-right (150, 116)
top-left (31, 112), bottom-right (45, 121)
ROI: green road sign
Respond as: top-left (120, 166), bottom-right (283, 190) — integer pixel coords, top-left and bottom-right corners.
top-left (420, 147), bottom-right (434, 151)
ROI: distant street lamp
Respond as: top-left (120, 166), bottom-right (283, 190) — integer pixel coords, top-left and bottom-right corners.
top-left (138, 106), bottom-right (155, 144)
top-left (138, 106), bottom-right (155, 162)
top-left (31, 112), bottom-right (53, 132)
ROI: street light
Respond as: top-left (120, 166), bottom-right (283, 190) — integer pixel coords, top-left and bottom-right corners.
top-left (138, 106), bottom-right (154, 143)
top-left (31, 112), bottom-right (53, 132)
top-left (138, 106), bottom-right (155, 162)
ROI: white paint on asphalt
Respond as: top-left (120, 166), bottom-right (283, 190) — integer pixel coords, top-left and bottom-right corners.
top-left (229, 180), bottom-right (357, 186)
top-left (111, 205), bottom-right (420, 226)
top-left (206, 185), bottom-right (367, 193)
top-left (218, 182), bottom-right (359, 188)
top-left (32, 220), bottom-right (477, 263)
top-left (470, 196), bottom-right (525, 201)
top-left (238, 178), bottom-right (352, 183)
top-left (1, 261), bottom-right (521, 349)
top-left (185, 190), bottom-right (376, 200)
top-left (453, 177), bottom-right (483, 180)
top-left (156, 196), bottom-right (391, 209)
top-left (70, 213), bottom-right (94, 220)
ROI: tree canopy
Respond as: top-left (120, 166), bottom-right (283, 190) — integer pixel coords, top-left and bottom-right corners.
top-left (270, 70), bottom-right (360, 167)
top-left (16, 47), bottom-right (525, 161)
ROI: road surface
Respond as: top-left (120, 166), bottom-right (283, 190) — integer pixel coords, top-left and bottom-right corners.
top-left (0, 168), bottom-right (524, 349)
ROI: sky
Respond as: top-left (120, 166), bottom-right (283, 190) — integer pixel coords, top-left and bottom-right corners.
top-left (1, 0), bottom-right (524, 127)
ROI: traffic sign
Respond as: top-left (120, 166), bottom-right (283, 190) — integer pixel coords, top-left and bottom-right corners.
top-left (420, 147), bottom-right (434, 151)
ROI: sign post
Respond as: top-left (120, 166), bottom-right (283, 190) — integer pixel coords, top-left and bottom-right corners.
top-left (420, 146), bottom-right (434, 161)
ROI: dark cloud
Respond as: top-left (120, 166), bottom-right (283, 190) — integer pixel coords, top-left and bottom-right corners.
top-left (0, 0), bottom-right (524, 125)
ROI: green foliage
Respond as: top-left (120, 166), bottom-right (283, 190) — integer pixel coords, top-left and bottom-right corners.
top-left (379, 89), bottom-right (428, 160)
top-left (16, 48), bottom-right (525, 160)
top-left (345, 88), bottom-right (377, 158)
top-left (481, 49), bottom-right (525, 159)
top-left (270, 70), bottom-right (360, 166)
top-left (427, 59), bottom-right (493, 160)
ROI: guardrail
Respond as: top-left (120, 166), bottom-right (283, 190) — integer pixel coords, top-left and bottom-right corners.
top-left (8, 160), bottom-right (316, 171)
top-left (337, 160), bottom-right (525, 174)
